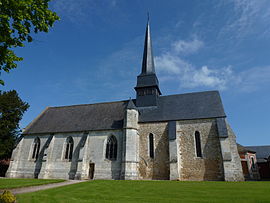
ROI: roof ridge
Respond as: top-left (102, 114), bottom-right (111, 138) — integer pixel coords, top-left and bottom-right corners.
top-left (50, 99), bottom-right (130, 109)
top-left (160, 90), bottom-right (219, 98)
top-left (48, 91), bottom-right (219, 109)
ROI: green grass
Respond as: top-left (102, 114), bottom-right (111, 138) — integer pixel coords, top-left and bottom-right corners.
top-left (0, 178), bottom-right (65, 189)
top-left (16, 180), bottom-right (270, 203)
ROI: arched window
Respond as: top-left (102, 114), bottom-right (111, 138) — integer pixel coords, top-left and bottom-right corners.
top-left (149, 133), bottom-right (154, 158)
top-left (195, 131), bottom-right (202, 157)
top-left (105, 136), bottom-right (117, 160)
top-left (251, 157), bottom-right (255, 169)
top-left (32, 137), bottom-right (40, 160)
top-left (65, 136), bottom-right (74, 160)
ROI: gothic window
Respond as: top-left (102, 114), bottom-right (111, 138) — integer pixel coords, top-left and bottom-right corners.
top-left (65, 136), bottom-right (74, 161)
top-left (149, 133), bottom-right (154, 158)
top-left (195, 131), bottom-right (202, 157)
top-left (32, 137), bottom-right (40, 160)
top-left (105, 135), bottom-right (117, 160)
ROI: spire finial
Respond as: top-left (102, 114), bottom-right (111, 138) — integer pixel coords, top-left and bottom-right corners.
top-left (147, 12), bottom-right (150, 22)
top-left (127, 98), bottom-right (136, 109)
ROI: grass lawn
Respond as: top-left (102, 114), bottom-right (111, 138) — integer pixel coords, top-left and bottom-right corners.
top-left (16, 180), bottom-right (270, 203)
top-left (0, 178), bottom-right (65, 189)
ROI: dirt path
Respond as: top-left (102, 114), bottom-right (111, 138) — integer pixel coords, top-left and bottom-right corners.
top-left (1, 180), bottom-right (88, 194)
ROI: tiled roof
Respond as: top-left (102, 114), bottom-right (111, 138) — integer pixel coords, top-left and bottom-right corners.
top-left (245, 146), bottom-right (270, 161)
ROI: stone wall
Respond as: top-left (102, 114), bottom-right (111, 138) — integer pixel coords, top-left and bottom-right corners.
top-left (7, 130), bottom-right (123, 180)
top-left (7, 118), bottom-right (244, 181)
top-left (7, 135), bottom-right (51, 178)
top-left (177, 119), bottom-right (224, 181)
top-left (83, 130), bottom-right (123, 180)
top-left (222, 123), bottom-right (244, 181)
top-left (138, 122), bottom-right (170, 180)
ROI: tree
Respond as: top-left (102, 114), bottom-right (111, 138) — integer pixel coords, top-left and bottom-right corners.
top-left (0, 90), bottom-right (29, 159)
top-left (0, 0), bottom-right (60, 85)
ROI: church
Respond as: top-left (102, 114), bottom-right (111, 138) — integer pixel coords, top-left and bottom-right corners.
top-left (6, 20), bottom-right (244, 181)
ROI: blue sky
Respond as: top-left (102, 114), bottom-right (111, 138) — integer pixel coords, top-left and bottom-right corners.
top-left (1, 0), bottom-right (270, 146)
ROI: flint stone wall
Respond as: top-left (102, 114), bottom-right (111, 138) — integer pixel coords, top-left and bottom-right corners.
top-left (177, 119), bottom-right (224, 181)
top-left (138, 122), bottom-right (170, 180)
top-left (222, 123), bottom-right (244, 181)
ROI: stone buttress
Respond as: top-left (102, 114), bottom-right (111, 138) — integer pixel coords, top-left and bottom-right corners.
top-left (216, 118), bottom-right (244, 181)
top-left (121, 99), bottom-right (140, 179)
top-left (168, 121), bottom-right (180, 180)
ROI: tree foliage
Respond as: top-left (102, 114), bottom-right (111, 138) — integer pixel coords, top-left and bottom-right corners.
top-left (0, 90), bottom-right (29, 159)
top-left (0, 0), bottom-right (59, 85)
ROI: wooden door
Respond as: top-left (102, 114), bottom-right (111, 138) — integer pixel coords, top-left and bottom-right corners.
top-left (89, 163), bottom-right (95, 180)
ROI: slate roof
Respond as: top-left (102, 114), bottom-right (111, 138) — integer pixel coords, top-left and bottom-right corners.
top-left (23, 90), bottom-right (226, 135)
top-left (237, 144), bottom-right (256, 153)
top-left (138, 91), bottom-right (225, 122)
top-left (23, 101), bottom-right (127, 134)
top-left (245, 146), bottom-right (270, 162)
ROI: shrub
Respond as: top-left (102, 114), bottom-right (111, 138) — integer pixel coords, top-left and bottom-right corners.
top-left (0, 190), bottom-right (16, 203)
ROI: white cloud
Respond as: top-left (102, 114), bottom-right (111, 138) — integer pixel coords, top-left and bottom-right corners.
top-left (156, 38), bottom-right (270, 92)
top-left (155, 37), bottom-right (233, 90)
top-left (189, 66), bottom-right (233, 89)
top-left (155, 53), bottom-right (187, 74)
top-left (156, 53), bottom-right (233, 90)
top-left (220, 0), bottom-right (270, 38)
top-left (172, 38), bottom-right (204, 55)
top-left (237, 66), bottom-right (270, 92)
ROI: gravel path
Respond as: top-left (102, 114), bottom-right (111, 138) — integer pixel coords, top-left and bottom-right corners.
top-left (1, 180), bottom-right (88, 194)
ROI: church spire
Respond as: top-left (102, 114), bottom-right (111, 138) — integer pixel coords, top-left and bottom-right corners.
top-left (134, 16), bottom-right (161, 107)
top-left (141, 15), bottom-right (155, 75)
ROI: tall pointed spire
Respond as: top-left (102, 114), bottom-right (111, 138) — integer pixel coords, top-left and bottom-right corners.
top-left (135, 16), bottom-right (161, 107)
top-left (141, 15), bottom-right (155, 75)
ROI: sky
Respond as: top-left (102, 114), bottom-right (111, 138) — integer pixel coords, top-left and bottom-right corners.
top-left (1, 0), bottom-right (270, 146)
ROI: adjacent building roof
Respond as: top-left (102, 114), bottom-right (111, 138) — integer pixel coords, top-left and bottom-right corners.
top-left (23, 90), bottom-right (226, 135)
top-left (237, 144), bottom-right (256, 153)
top-left (245, 146), bottom-right (270, 162)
